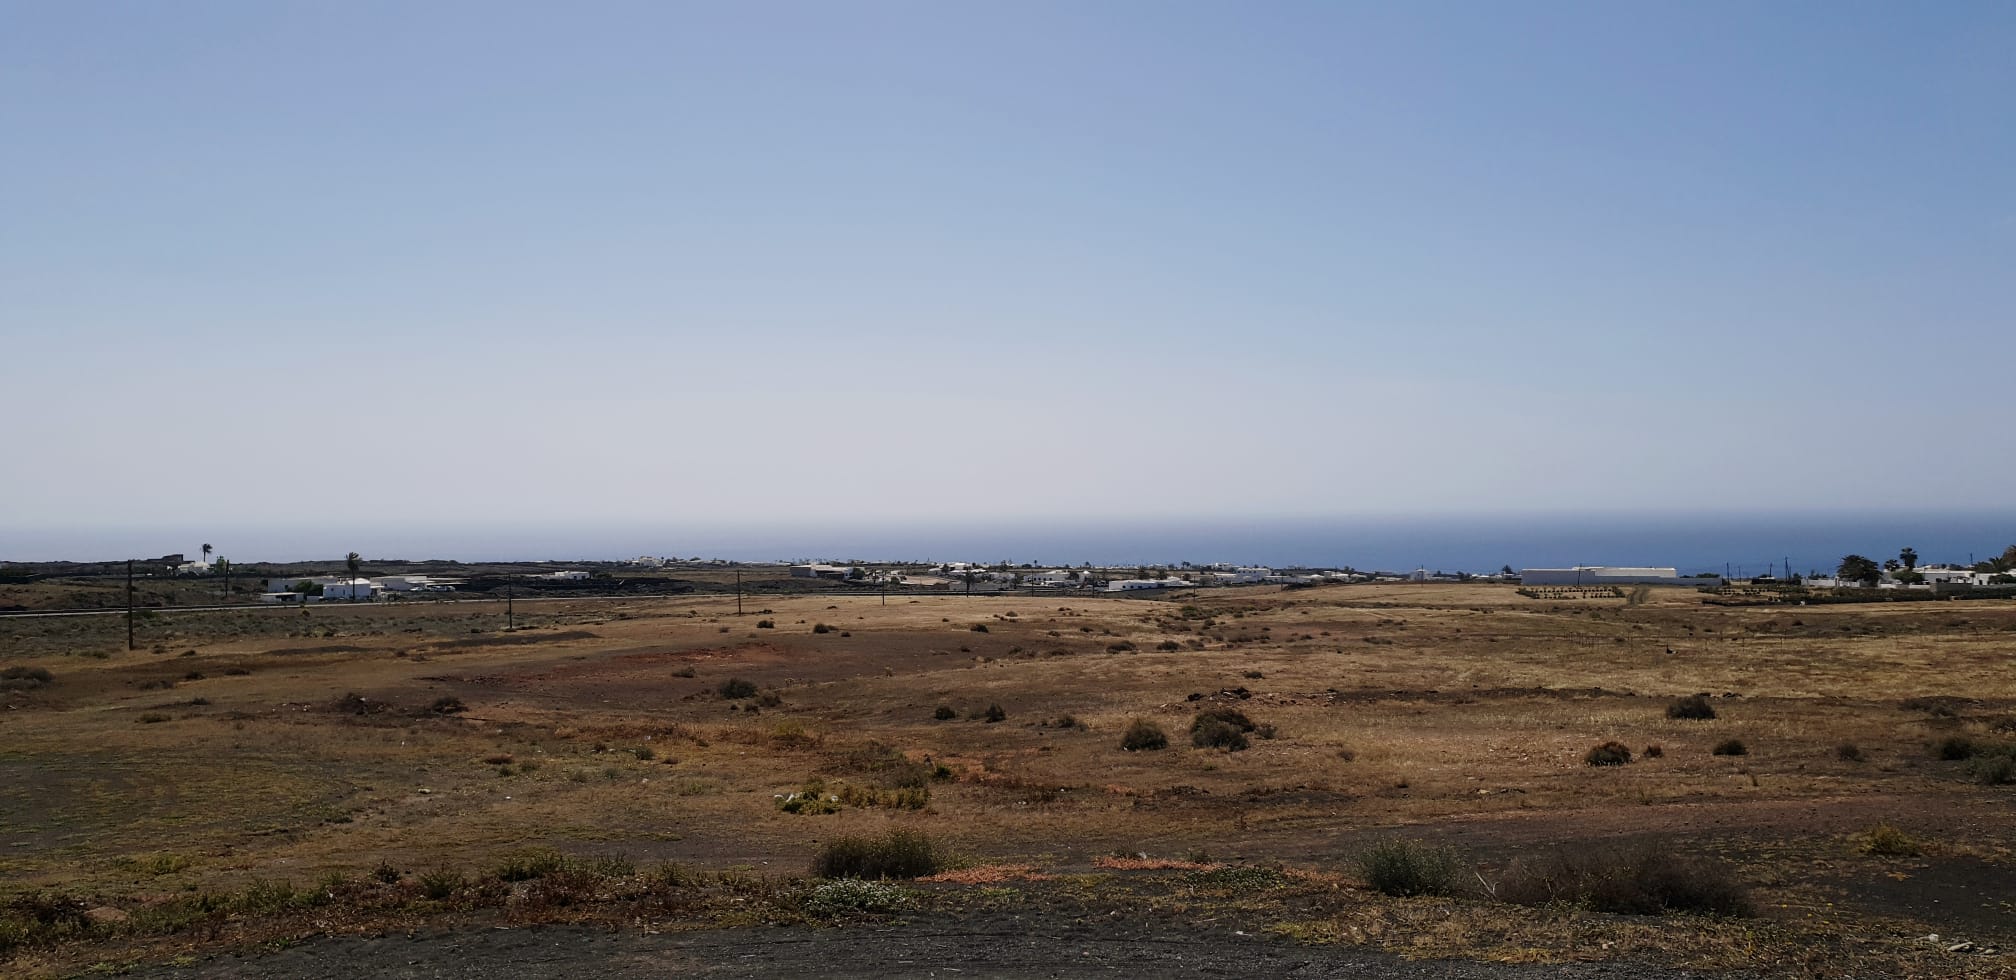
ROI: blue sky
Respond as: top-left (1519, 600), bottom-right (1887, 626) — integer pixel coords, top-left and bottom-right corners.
top-left (4, 2), bottom-right (2012, 551)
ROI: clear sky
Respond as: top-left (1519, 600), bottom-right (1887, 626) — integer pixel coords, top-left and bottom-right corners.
top-left (4, 2), bottom-right (2012, 551)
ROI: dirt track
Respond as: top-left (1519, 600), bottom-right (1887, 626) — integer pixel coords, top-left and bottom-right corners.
top-left (140, 918), bottom-right (1753, 979)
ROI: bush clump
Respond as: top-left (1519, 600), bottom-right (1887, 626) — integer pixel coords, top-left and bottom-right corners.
top-left (1120, 719), bottom-right (1169, 751)
top-left (1356, 840), bottom-right (1462, 897)
top-left (969, 623), bottom-right (989, 633)
top-left (1190, 707), bottom-right (1257, 751)
top-left (980, 703), bottom-right (1007, 723)
top-left (1497, 847), bottom-right (1752, 917)
top-left (811, 830), bottom-right (942, 880)
top-left (1666, 695), bottom-right (1717, 720)
top-left (812, 623), bottom-right (833, 634)
top-left (1857, 822), bottom-right (1921, 857)
top-left (0, 666), bottom-right (54, 691)
top-left (932, 705), bottom-right (956, 720)
top-left (1712, 739), bottom-right (1748, 756)
top-left (1585, 741), bottom-right (1633, 766)
top-left (803, 878), bottom-right (914, 917)
top-left (1835, 742), bottom-right (1865, 762)
top-left (755, 619), bottom-right (775, 629)
top-left (718, 678), bottom-right (758, 700)
top-left (1934, 735), bottom-right (1978, 761)
top-left (1970, 753), bottom-right (2016, 786)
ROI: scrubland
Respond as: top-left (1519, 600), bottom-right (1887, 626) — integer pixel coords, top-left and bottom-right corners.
top-left (2, 584), bottom-right (2012, 976)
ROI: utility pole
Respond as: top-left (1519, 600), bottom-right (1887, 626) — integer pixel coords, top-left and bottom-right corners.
top-left (505, 584), bottom-right (514, 632)
top-left (126, 559), bottom-right (135, 651)
top-left (736, 571), bottom-right (743, 616)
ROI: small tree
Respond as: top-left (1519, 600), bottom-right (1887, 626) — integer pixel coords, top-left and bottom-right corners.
top-left (201, 543), bottom-right (213, 566)
top-left (1837, 555), bottom-right (1881, 587)
top-left (1899, 547), bottom-right (1919, 572)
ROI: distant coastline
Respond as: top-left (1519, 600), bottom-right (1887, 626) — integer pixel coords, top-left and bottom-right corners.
top-left (7, 511), bottom-right (2012, 578)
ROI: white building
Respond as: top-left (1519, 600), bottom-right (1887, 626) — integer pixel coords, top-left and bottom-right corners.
top-left (322, 578), bottom-right (380, 601)
top-left (1106, 578), bottom-right (1179, 592)
top-left (1024, 570), bottom-right (1081, 587)
top-left (540, 570), bottom-right (590, 581)
top-left (1519, 566), bottom-right (1719, 586)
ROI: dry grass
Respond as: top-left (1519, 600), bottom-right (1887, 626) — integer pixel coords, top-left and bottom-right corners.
top-left (3, 585), bottom-right (2015, 975)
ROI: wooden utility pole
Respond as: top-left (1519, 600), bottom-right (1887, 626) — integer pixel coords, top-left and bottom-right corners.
top-left (126, 559), bottom-right (135, 651)
top-left (736, 571), bottom-right (743, 616)
top-left (505, 584), bottom-right (514, 631)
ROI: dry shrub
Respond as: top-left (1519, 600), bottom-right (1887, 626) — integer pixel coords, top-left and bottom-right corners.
top-left (1356, 840), bottom-right (1463, 897)
top-left (1497, 847), bottom-right (1752, 917)
top-left (1120, 718), bottom-right (1168, 751)
top-left (1585, 741), bottom-right (1633, 766)
top-left (811, 830), bottom-right (942, 880)
top-left (1666, 695), bottom-right (1716, 720)
top-left (1711, 739), bottom-right (1748, 757)
top-left (718, 678), bottom-right (757, 700)
top-left (1191, 707), bottom-right (1257, 751)
top-left (1857, 822), bottom-right (1921, 857)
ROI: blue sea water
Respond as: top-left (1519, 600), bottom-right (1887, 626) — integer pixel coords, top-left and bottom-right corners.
top-left (8, 512), bottom-right (2014, 577)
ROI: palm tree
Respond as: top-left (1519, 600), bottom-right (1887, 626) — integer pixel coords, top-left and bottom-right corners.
top-left (346, 552), bottom-right (362, 601)
top-left (1899, 547), bottom-right (1918, 571)
top-left (201, 543), bottom-right (213, 567)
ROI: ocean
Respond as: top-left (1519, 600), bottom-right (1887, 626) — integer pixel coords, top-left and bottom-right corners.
top-left (8, 512), bottom-right (2014, 577)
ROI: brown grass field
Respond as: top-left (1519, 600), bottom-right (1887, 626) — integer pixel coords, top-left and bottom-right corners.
top-left (2, 584), bottom-right (2013, 976)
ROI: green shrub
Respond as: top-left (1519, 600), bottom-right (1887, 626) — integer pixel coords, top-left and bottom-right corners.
top-left (811, 830), bottom-right (942, 879)
top-left (719, 678), bottom-right (758, 700)
top-left (1356, 840), bottom-right (1462, 897)
top-left (1120, 719), bottom-right (1168, 751)
top-left (803, 878), bottom-right (914, 917)
top-left (1970, 754), bottom-right (2016, 786)
top-left (1712, 739), bottom-right (1748, 756)
top-left (1666, 695), bottom-right (1716, 720)
top-left (419, 868), bottom-right (464, 899)
top-left (1585, 741), bottom-right (1632, 766)
top-left (1496, 847), bottom-right (1751, 917)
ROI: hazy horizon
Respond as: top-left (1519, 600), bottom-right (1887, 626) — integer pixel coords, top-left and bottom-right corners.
top-left (5, 3), bottom-right (2012, 532)
top-left (7, 509), bottom-right (2012, 578)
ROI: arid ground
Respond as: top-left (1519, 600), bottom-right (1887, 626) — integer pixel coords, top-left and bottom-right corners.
top-left (2, 584), bottom-right (2012, 977)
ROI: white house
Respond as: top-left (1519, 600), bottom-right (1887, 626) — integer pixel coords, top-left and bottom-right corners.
top-left (322, 578), bottom-right (380, 601)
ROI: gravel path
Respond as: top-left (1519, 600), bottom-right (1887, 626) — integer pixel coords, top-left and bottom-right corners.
top-left (138, 920), bottom-right (1757, 979)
